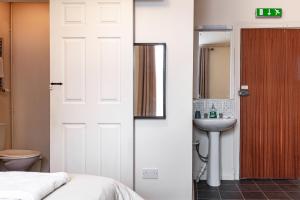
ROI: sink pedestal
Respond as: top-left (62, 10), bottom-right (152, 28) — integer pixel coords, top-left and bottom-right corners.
top-left (207, 131), bottom-right (220, 187)
top-left (193, 118), bottom-right (237, 187)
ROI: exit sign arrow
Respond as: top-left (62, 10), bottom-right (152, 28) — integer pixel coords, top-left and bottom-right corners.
top-left (256, 8), bottom-right (282, 17)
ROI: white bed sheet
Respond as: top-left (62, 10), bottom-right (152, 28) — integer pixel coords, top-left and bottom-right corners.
top-left (45, 174), bottom-right (143, 200)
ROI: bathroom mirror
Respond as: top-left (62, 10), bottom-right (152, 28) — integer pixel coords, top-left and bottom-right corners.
top-left (194, 30), bottom-right (233, 99)
top-left (134, 43), bottom-right (166, 119)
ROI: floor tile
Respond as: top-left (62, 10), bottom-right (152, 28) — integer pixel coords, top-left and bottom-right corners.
top-left (220, 180), bottom-right (236, 185)
top-left (254, 179), bottom-right (275, 184)
top-left (236, 179), bottom-right (255, 185)
top-left (279, 184), bottom-right (300, 191)
top-left (288, 180), bottom-right (300, 185)
top-left (264, 191), bottom-right (291, 199)
top-left (195, 179), bottom-right (300, 200)
top-left (218, 184), bottom-right (239, 192)
top-left (198, 180), bottom-right (207, 185)
top-left (242, 191), bottom-right (267, 199)
top-left (286, 191), bottom-right (300, 199)
top-left (197, 191), bottom-right (220, 199)
top-left (219, 191), bottom-right (243, 199)
top-left (273, 179), bottom-right (297, 185)
top-left (258, 184), bottom-right (282, 191)
top-left (238, 184), bottom-right (260, 191)
top-left (197, 184), bottom-right (219, 191)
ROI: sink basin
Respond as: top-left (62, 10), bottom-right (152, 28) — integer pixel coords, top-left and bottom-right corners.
top-left (193, 118), bottom-right (237, 187)
top-left (193, 118), bottom-right (237, 132)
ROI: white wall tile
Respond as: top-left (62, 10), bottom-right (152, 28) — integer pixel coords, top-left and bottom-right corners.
top-left (193, 99), bottom-right (235, 118)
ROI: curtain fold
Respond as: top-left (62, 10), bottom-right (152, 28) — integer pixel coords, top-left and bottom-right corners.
top-left (193, 47), bottom-right (210, 99)
top-left (135, 45), bottom-right (157, 116)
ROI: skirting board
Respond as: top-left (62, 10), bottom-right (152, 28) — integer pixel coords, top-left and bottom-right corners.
top-left (195, 173), bottom-right (235, 181)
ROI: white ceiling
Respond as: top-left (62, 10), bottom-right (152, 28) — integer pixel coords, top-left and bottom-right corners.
top-left (199, 31), bottom-right (231, 45)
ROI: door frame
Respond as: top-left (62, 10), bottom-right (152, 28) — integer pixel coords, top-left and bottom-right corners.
top-left (233, 22), bottom-right (300, 180)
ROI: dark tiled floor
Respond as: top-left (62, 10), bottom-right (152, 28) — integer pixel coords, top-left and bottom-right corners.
top-left (195, 179), bottom-right (300, 200)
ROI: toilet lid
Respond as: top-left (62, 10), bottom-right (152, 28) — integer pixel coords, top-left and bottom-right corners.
top-left (0, 149), bottom-right (41, 159)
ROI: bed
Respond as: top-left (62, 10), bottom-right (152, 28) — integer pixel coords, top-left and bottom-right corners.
top-left (45, 174), bottom-right (142, 200)
top-left (0, 172), bottom-right (143, 200)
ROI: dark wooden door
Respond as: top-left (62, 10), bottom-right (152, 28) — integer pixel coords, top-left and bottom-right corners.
top-left (240, 29), bottom-right (300, 179)
top-left (286, 29), bottom-right (300, 178)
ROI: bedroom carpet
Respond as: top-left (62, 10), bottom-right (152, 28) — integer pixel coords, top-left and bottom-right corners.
top-left (195, 179), bottom-right (300, 200)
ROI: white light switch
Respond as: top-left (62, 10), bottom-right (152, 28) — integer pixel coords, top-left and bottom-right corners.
top-left (142, 168), bottom-right (159, 179)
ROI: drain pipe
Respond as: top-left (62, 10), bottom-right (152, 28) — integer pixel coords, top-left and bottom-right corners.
top-left (193, 140), bottom-right (208, 182)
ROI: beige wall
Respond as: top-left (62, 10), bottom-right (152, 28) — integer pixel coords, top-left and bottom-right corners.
top-left (0, 3), bottom-right (11, 150)
top-left (12, 3), bottom-right (49, 172)
top-left (208, 46), bottom-right (230, 99)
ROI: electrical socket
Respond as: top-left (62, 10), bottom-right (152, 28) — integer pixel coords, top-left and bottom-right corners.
top-left (142, 168), bottom-right (159, 179)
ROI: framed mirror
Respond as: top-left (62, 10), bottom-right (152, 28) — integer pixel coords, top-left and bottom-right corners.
top-left (194, 30), bottom-right (234, 99)
top-left (134, 43), bottom-right (166, 119)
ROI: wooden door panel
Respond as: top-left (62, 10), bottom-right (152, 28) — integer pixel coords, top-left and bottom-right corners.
top-left (240, 29), bottom-right (270, 178)
top-left (240, 29), bottom-right (295, 178)
top-left (286, 29), bottom-right (300, 178)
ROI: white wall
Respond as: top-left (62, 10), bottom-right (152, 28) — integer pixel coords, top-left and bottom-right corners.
top-left (135, 0), bottom-right (194, 200)
top-left (194, 0), bottom-right (300, 180)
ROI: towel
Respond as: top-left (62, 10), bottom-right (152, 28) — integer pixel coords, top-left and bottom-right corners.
top-left (0, 57), bottom-right (4, 78)
top-left (0, 172), bottom-right (70, 200)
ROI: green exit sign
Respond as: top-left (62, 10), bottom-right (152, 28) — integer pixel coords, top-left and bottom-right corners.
top-left (256, 8), bottom-right (282, 17)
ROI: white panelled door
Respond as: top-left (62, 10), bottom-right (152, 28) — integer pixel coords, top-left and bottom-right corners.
top-left (50, 0), bottom-right (133, 187)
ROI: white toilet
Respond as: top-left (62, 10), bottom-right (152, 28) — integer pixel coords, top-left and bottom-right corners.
top-left (0, 123), bottom-right (41, 171)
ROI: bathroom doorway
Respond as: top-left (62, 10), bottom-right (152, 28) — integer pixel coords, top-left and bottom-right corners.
top-left (0, 2), bottom-right (50, 172)
top-left (240, 28), bottom-right (300, 179)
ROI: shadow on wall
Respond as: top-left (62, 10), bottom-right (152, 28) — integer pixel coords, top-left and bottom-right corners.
top-left (11, 2), bottom-right (50, 172)
top-left (0, 3), bottom-right (12, 151)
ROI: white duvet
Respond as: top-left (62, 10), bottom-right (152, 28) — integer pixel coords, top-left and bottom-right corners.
top-left (0, 172), bottom-right (143, 200)
top-left (0, 172), bottom-right (70, 200)
top-left (45, 174), bottom-right (143, 200)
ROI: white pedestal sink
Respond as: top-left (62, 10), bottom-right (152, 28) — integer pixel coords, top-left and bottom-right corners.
top-left (193, 118), bottom-right (237, 187)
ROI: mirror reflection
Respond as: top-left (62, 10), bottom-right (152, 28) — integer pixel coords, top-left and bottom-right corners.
top-left (134, 43), bottom-right (166, 119)
top-left (194, 31), bottom-right (231, 99)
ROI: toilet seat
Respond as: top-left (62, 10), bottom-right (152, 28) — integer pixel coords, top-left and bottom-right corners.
top-left (0, 149), bottom-right (41, 160)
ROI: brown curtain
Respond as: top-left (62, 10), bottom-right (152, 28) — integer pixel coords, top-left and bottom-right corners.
top-left (199, 48), bottom-right (210, 98)
top-left (135, 45), bottom-right (156, 116)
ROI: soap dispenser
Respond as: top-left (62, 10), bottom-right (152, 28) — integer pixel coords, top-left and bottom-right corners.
top-left (209, 104), bottom-right (217, 118)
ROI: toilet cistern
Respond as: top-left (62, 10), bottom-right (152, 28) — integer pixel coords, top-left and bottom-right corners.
top-left (193, 118), bottom-right (237, 187)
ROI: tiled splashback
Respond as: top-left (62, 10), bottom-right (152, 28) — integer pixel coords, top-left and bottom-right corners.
top-left (193, 99), bottom-right (235, 118)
